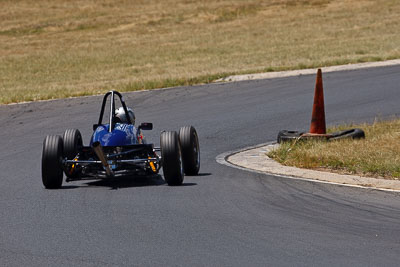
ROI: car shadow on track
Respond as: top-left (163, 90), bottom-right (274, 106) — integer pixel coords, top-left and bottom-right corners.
top-left (84, 175), bottom-right (199, 190)
top-left (60, 185), bottom-right (80, 189)
top-left (59, 173), bottom-right (211, 190)
top-left (84, 174), bottom-right (167, 189)
top-left (192, 172), bottom-right (212, 177)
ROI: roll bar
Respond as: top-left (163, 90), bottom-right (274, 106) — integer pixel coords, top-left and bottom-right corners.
top-left (97, 91), bottom-right (133, 132)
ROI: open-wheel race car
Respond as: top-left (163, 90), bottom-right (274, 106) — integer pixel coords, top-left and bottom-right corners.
top-left (41, 91), bottom-right (200, 189)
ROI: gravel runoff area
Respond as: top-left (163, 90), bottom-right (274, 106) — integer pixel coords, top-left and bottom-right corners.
top-left (224, 143), bottom-right (400, 192)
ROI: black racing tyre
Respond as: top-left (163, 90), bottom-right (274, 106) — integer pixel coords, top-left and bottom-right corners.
top-left (63, 129), bottom-right (83, 159)
top-left (179, 126), bottom-right (200, 175)
top-left (330, 128), bottom-right (365, 141)
top-left (160, 131), bottom-right (184, 185)
top-left (62, 129), bottom-right (83, 178)
top-left (42, 135), bottom-right (64, 189)
top-left (277, 130), bottom-right (304, 143)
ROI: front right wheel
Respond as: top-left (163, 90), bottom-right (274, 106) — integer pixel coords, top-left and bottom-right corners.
top-left (160, 131), bottom-right (184, 185)
top-left (179, 126), bottom-right (200, 175)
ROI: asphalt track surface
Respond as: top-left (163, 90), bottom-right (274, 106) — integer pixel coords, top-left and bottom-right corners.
top-left (1, 66), bottom-right (400, 266)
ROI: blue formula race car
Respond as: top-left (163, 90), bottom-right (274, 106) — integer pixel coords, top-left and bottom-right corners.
top-left (41, 91), bottom-right (200, 189)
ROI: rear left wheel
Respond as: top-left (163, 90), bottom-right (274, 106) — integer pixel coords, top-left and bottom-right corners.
top-left (42, 135), bottom-right (64, 189)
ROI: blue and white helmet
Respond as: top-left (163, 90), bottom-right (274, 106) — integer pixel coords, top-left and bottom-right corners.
top-left (115, 107), bottom-right (135, 125)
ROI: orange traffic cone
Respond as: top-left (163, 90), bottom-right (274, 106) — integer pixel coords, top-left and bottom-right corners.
top-left (309, 69), bottom-right (326, 134)
top-left (277, 68), bottom-right (363, 143)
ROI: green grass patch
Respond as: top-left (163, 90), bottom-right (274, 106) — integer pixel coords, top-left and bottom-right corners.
top-left (268, 119), bottom-right (400, 179)
top-left (1, 0), bottom-right (400, 104)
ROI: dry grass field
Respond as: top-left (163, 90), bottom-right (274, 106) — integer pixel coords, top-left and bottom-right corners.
top-left (268, 119), bottom-right (400, 179)
top-left (1, 0), bottom-right (400, 103)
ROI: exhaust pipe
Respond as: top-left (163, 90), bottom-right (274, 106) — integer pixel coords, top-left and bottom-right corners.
top-left (92, 141), bottom-right (114, 177)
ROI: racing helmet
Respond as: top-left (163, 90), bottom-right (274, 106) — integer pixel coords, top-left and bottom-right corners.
top-left (115, 106), bottom-right (135, 125)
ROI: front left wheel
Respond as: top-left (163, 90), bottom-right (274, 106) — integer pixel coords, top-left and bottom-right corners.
top-left (63, 129), bottom-right (83, 178)
top-left (42, 135), bottom-right (64, 189)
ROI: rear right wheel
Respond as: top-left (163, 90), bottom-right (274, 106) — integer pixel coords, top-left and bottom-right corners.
top-left (42, 135), bottom-right (64, 189)
top-left (160, 131), bottom-right (184, 185)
